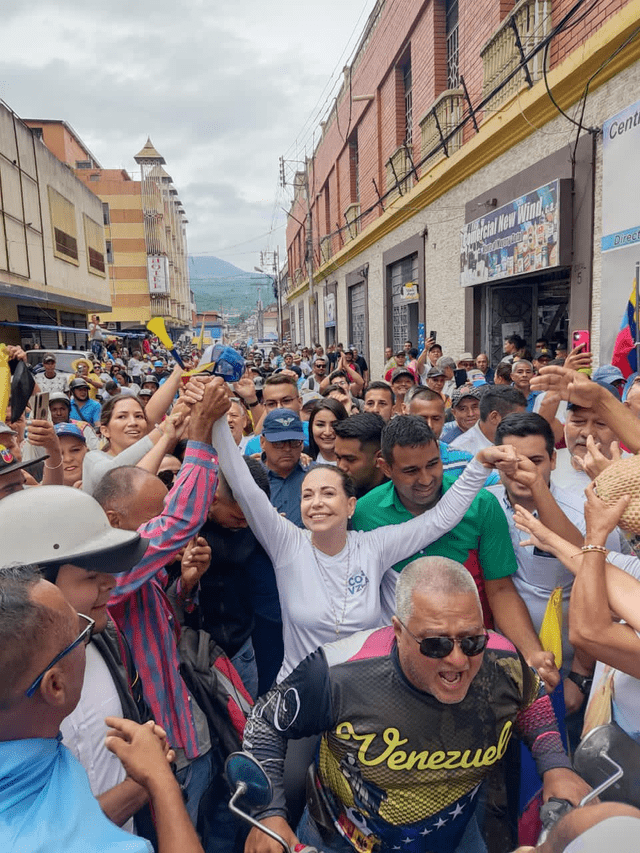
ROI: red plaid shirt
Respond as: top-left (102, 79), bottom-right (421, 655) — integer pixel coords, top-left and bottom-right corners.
top-left (108, 441), bottom-right (217, 758)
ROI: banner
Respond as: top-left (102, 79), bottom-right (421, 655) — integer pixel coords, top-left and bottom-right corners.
top-left (600, 99), bottom-right (640, 365)
top-left (460, 181), bottom-right (562, 286)
top-left (147, 255), bottom-right (170, 294)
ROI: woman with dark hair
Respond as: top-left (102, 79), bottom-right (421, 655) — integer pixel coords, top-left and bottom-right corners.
top-left (209, 406), bottom-right (511, 680)
top-left (308, 398), bottom-right (348, 464)
top-left (81, 369), bottom-right (188, 495)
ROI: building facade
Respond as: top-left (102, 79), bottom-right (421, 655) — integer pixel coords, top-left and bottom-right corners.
top-left (0, 106), bottom-right (110, 348)
top-left (284, 0), bottom-right (640, 376)
top-left (25, 124), bottom-right (191, 337)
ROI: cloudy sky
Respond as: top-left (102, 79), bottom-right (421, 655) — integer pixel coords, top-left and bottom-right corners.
top-left (0, 0), bottom-right (374, 271)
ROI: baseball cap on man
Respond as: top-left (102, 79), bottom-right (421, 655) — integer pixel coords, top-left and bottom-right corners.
top-left (391, 367), bottom-right (417, 384)
top-left (0, 443), bottom-right (48, 477)
top-left (426, 366), bottom-right (445, 378)
top-left (153, 360), bottom-right (164, 367)
top-left (262, 410), bottom-right (305, 442)
top-left (437, 356), bottom-right (456, 371)
top-left (451, 386), bottom-right (482, 408)
top-left (0, 421), bottom-right (17, 438)
top-left (42, 352), bottom-right (56, 363)
top-left (592, 365), bottom-right (625, 386)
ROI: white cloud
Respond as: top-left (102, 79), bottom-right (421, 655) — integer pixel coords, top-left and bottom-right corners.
top-left (0, 0), bottom-right (374, 268)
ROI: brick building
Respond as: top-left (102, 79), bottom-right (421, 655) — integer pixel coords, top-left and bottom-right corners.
top-left (284, 0), bottom-right (640, 375)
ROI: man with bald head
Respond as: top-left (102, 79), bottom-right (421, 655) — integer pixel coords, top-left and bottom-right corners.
top-left (240, 556), bottom-right (586, 853)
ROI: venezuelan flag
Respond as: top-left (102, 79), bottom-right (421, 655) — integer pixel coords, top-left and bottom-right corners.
top-left (612, 280), bottom-right (638, 377)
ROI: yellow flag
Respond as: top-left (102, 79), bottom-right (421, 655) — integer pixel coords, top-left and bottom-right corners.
top-left (0, 345), bottom-right (11, 423)
top-left (538, 586), bottom-right (563, 670)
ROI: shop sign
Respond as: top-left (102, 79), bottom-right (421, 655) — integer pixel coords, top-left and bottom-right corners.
top-left (460, 180), bottom-right (563, 286)
top-left (600, 98), bottom-right (640, 364)
top-left (324, 292), bottom-right (336, 327)
top-left (147, 255), bottom-right (170, 294)
top-left (401, 281), bottom-right (419, 302)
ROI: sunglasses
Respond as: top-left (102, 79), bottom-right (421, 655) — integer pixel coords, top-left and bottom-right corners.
top-left (398, 619), bottom-right (488, 659)
top-left (26, 613), bottom-right (95, 697)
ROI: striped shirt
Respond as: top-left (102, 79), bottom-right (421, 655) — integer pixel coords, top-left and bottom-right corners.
top-left (108, 441), bottom-right (217, 759)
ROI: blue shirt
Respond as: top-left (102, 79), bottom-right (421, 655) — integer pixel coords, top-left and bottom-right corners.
top-left (440, 421), bottom-right (463, 445)
top-left (69, 397), bottom-right (101, 427)
top-left (244, 420), bottom-right (309, 456)
top-left (266, 461), bottom-right (307, 528)
top-left (438, 441), bottom-right (499, 486)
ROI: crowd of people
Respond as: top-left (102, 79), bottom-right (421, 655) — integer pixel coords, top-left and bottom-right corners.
top-left (1, 329), bottom-right (640, 853)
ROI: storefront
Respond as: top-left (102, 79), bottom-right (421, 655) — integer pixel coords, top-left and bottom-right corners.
top-left (461, 136), bottom-right (594, 362)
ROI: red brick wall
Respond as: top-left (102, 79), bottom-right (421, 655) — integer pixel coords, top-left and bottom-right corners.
top-left (286, 0), bottom-right (631, 277)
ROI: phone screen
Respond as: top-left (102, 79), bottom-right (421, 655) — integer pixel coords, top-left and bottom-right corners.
top-left (454, 369), bottom-right (467, 388)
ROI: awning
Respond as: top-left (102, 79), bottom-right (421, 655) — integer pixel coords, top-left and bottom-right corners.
top-left (0, 321), bottom-right (145, 338)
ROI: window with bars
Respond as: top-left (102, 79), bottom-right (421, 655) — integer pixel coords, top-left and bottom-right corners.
top-left (403, 61), bottom-right (413, 145)
top-left (446, 0), bottom-right (460, 89)
top-left (348, 281), bottom-right (367, 355)
top-left (389, 253), bottom-right (419, 352)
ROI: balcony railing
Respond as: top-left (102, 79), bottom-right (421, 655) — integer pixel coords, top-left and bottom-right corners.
top-left (481, 0), bottom-right (552, 112)
top-left (419, 89), bottom-right (464, 164)
top-left (385, 146), bottom-right (413, 203)
top-left (344, 203), bottom-right (361, 242)
top-left (320, 235), bottom-right (333, 264)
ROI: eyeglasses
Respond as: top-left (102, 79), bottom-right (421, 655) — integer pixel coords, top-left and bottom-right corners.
top-left (398, 619), bottom-right (487, 659)
top-left (264, 397), bottom-right (298, 410)
top-left (268, 439), bottom-right (304, 450)
top-left (26, 613), bottom-right (95, 697)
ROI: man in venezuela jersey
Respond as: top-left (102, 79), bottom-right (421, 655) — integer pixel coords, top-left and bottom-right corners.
top-left (242, 557), bottom-right (590, 853)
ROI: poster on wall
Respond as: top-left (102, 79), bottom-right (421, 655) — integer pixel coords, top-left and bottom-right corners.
top-left (324, 292), bottom-right (336, 327)
top-left (460, 180), bottom-right (563, 287)
top-left (600, 98), bottom-right (640, 371)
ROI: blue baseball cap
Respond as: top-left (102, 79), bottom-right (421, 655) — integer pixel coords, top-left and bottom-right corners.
top-left (592, 365), bottom-right (625, 386)
top-left (262, 410), bottom-right (304, 442)
top-left (153, 360), bottom-right (164, 367)
top-left (54, 423), bottom-right (86, 442)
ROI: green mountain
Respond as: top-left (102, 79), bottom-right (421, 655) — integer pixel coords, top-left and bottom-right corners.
top-left (188, 256), bottom-right (272, 325)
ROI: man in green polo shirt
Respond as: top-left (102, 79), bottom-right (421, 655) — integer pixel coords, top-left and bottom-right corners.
top-left (352, 414), bottom-right (559, 691)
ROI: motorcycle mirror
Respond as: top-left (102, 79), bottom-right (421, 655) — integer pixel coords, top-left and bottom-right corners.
top-left (225, 751), bottom-right (273, 808)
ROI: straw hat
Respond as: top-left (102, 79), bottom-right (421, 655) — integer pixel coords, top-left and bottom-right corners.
top-left (594, 455), bottom-right (640, 533)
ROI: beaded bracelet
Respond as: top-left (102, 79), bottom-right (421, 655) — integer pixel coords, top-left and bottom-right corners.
top-left (580, 544), bottom-right (608, 554)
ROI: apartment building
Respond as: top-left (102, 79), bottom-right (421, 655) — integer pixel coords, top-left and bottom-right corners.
top-left (285, 0), bottom-right (640, 374)
top-left (0, 105), bottom-right (110, 348)
top-left (25, 123), bottom-right (191, 336)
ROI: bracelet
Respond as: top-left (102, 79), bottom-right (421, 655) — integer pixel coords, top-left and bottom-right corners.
top-left (581, 544), bottom-right (608, 554)
top-left (44, 459), bottom-right (63, 470)
top-left (247, 399), bottom-right (260, 408)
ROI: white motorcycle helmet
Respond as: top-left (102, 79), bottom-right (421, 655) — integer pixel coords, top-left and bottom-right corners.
top-left (0, 486), bottom-right (148, 577)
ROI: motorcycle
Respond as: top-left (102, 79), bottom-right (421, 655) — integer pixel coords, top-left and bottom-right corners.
top-left (538, 723), bottom-right (638, 843)
top-left (226, 751), bottom-right (319, 853)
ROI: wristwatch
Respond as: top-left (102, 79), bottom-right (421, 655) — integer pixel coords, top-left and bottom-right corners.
top-left (247, 399), bottom-right (260, 408)
top-left (567, 671), bottom-right (593, 695)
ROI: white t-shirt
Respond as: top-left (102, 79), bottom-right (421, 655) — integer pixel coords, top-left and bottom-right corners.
top-left (212, 418), bottom-right (489, 680)
top-left (449, 421), bottom-right (492, 455)
top-left (36, 372), bottom-right (72, 394)
top-left (60, 643), bottom-right (133, 833)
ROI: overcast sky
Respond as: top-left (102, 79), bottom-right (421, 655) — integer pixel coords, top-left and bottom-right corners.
top-left (0, 0), bottom-right (374, 271)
